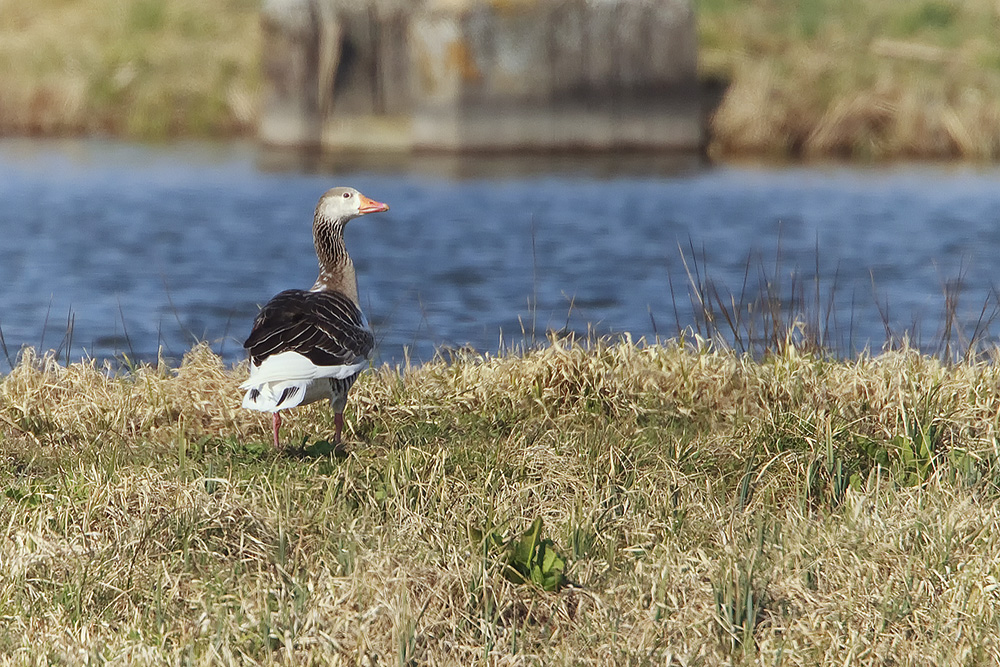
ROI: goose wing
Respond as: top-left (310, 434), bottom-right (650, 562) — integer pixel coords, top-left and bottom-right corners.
top-left (242, 289), bottom-right (373, 383)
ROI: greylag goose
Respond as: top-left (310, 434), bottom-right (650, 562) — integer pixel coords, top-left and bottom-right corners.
top-left (240, 187), bottom-right (389, 448)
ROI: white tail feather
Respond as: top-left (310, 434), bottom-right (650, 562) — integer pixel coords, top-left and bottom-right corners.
top-left (239, 350), bottom-right (368, 389)
top-left (242, 379), bottom-right (318, 412)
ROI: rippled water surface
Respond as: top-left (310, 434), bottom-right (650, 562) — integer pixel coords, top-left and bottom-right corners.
top-left (2, 139), bottom-right (1000, 369)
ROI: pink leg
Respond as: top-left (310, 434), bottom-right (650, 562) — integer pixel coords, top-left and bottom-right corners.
top-left (272, 412), bottom-right (282, 449)
top-left (334, 412), bottom-right (344, 444)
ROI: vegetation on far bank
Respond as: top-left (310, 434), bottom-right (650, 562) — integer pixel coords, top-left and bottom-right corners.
top-left (4, 0), bottom-right (1000, 160)
top-left (698, 0), bottom-right (1000, 160)
top-left (4, 337), bottom-right (1000, 663)
top-left (0, 0), bottom-right (259, 138)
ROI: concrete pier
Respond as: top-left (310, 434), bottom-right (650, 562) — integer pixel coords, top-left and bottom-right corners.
top-left (260, 0), bottom-right (700, 154)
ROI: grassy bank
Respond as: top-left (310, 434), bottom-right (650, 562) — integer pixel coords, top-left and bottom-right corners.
top-left (698, 0), bottom-right (1000, 160)
top-left (0, 0), bottom-right (259, 137)
top-left (5, 0), bottom-right (1000, 160)
top-left (4, 339), bottom-right (1000, 663)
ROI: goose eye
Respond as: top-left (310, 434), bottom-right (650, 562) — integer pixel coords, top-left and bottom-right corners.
top-left (343, 192), bottom-right (351, 199)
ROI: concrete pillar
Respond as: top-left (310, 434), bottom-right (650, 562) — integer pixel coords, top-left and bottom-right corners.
top-left (259, 0), bottom-right (700, 153)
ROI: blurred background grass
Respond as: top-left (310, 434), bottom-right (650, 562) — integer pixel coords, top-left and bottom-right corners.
top-left (3, 0), bottom-right (1000, 158)
top-left (0, 0), bottom-right (259, 138)
top-left (699, 0), bottom-right (1000, 159)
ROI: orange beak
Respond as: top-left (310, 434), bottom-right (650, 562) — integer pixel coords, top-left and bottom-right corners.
top-left (358, 194), bottom-right (389, 215)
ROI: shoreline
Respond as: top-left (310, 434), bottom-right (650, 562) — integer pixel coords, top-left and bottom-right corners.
top-left (4, 1), bottom-right (999, 161)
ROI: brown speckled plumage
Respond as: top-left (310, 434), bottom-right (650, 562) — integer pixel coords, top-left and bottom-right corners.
top-left (311, 204), bottom-right (357, 300)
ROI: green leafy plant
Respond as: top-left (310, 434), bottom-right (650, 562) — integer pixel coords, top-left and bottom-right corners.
top-left (712, 523), bottom-right (772, 656)
top-left (890, 409), bottom-right (946, 487)
top-left (470, 517), bottom-right (567, 592)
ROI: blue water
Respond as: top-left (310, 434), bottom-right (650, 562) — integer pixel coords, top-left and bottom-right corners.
top-left (2, 138), bottom-right (999, 369)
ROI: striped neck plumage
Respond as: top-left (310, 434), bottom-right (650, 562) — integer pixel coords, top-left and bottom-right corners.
top-left (310, 213), bottom-right (359, 305)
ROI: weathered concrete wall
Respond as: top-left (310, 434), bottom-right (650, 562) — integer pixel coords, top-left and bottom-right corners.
top-left (260, 0), bottom-right (700, 153)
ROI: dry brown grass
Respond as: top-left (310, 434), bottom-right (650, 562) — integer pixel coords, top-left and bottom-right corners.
top-left (700, 0), bottom-right (1000, 160)
top-left (4, 338), bottom-right (1000, 663)
top-left (0, 0), bottom-right (259, 137)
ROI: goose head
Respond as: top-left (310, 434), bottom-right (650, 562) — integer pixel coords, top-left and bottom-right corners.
top-left (315, 187), bottom-right (389, 225)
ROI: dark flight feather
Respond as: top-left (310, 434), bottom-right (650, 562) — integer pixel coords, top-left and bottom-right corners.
top-left (244, 289), bottom-right (374, 368)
